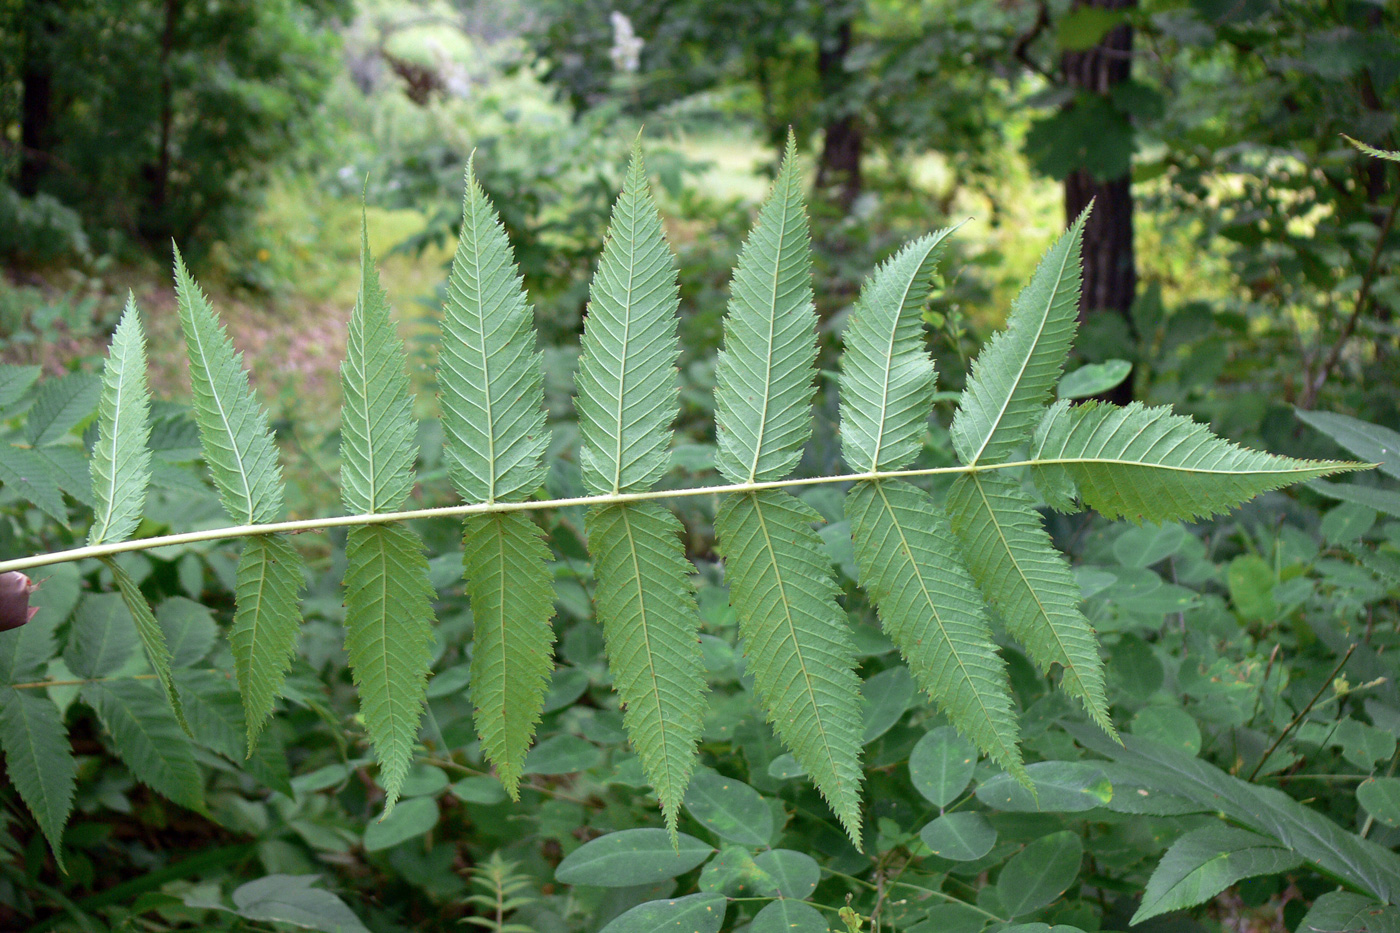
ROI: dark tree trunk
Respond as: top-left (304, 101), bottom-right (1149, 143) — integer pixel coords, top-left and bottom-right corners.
top-left (1061, 0), bottom-right (1137, 403)
top-left (17, 0), bottom-right (61, 197)
top-left (814, 10), bottom-right (861, 210)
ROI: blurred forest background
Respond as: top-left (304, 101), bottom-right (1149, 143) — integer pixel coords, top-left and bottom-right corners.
top-left (2, 1), bottom-right (1400, 931)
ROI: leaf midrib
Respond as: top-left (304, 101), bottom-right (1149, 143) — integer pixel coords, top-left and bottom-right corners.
top-left (618, 505), bottom-right (677, 799)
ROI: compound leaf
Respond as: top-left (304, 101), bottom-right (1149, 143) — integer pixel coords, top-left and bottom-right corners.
top-left (106, 558), bottom-right (189, 735)
top-left (340, 216), bottom-right (418, 515)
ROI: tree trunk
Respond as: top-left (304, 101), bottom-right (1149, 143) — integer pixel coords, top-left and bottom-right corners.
top-left (814, 9), bottom-right (861, 210)
top-left (17, 0), bottom-right (61, 197)
top-left (1061, 0), bottom-right (1137, 402)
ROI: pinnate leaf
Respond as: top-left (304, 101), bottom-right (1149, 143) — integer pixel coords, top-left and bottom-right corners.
top-left (88, 295), bottom-right (152, 545)
top-left (716, 490), bottom-right (864, 846)
top-left (714, 132), bottom-right (817, 484)
top-left (951, 210), bottom-right (1086, 465)
top-left (576, 145), bottom-right (682, 495)
top-left (174, 247), bottom-right (285, 525)
top-left (340, 217), bottom-right (418, 514)
top-left (1032, 400), bottom-right (1361, 522)
top-left (847, 480), bottom-right (1024, 778)
top-left (0, 687), bottom-right (75, 866)
top-left (840, 228), bottom-right (955, 473)
top-left (231, 534), bottom-right (305, 751)
top-left (465, 512), bottom-right (555, 798)
top-left (588, 502), bottom-right (704, 835)
top-left (948, 472), bottom-right (1113, 735)
top-left (343, 524), bottom-right (434, 812)
top-left (439, 161), bottom-right (547, 504)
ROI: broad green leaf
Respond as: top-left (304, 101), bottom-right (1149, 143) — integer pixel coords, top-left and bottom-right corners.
top-left (230, 875), bottom-right (370, 933)
top-left (0, 364), bottom-right (40, 410)
top-left (683, 767), bottom-right (774, 847)
top-left (465, 512), bottom-right (555, 798)
top-left (88, 295), bottom-right (152, 545)
top-left (362, 796), bottom-right (438, 851)
top-left (106, 558), bottom-right (188, 734)
top-left (1296, 409), bottom-right (1400, 482)
top-left (700, 845), bottom-right (777, 897)
top-left (576, 145), bottom-right (682, 495)
top-left (173, 248), bottom-right (285, 525)
top-left (439, 161), bottom-right (547, 504)
top-left (25, 371), bottom-right (100, 447)
top-left (860, 665), bottom-right (915, 744)
top-left (1300, 892), bottom-right (1400, 933)
top-left (555, 829), bottom-right (714, 887)
top-left (908, 726), bottom-right (978, 807)
top-left (753, 849), bottom-right (820, 899)
top-left (522, 734), bottom-right (601, 774)
top-left (589, 501), bottom-right (704, 837)
top-left (1031, 400), bottom-right (1360, 522)
top-left (64, 592), bottom-right (137, 679)
top-left (37, 445), bottom-right (94, 507)
top-left (1132, 825), bottom-right (1302, 924)
top-left (231, 534), bottom-right (305, 751)
top-left (714, 133), bottom-right (818, 484)
top-left (840, 228), bottom-right (955, 473)
top-left (1358, 777), bottom-right (1400, 828)
top-left (157, 597), bottom-right (217, 667)
top-left (1057, 359), bottom-right (1131, 400)
top-left (951, 211), bottom-right (1086, 466)
top-left (716, 490), bottom-right (865, 846)
top-left (751, 900), bottom-right (827, 933)
top-left (1074, 728), bottom-right (1400, 903)
top-left (343, 524), bottom-right (434, 811)
top-left (947, 472), bottom-right (1113, 734)
top-left (598, 893), bottom-right (727, 933)
top-left (340, 216), bottom-right (418, 515)
top-left (0, 562), bottom-right (78, 684)
top-left (920, 811), bottom-right (996, 861)
top-left (0, 444), bottom-right (66, 522)
top-left (83, 680), bottom-right (204, 811)
top-left (0, 687), bottom-right (75, 866)
top-left (847, 481), bottom-right (1024, 776)
top-left (976, 761), bottom-right (1113, 812)
top-left (997, 831), bottom-right (1083, 917)
top-left (1310, 479), bottom-right (1400, 519)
